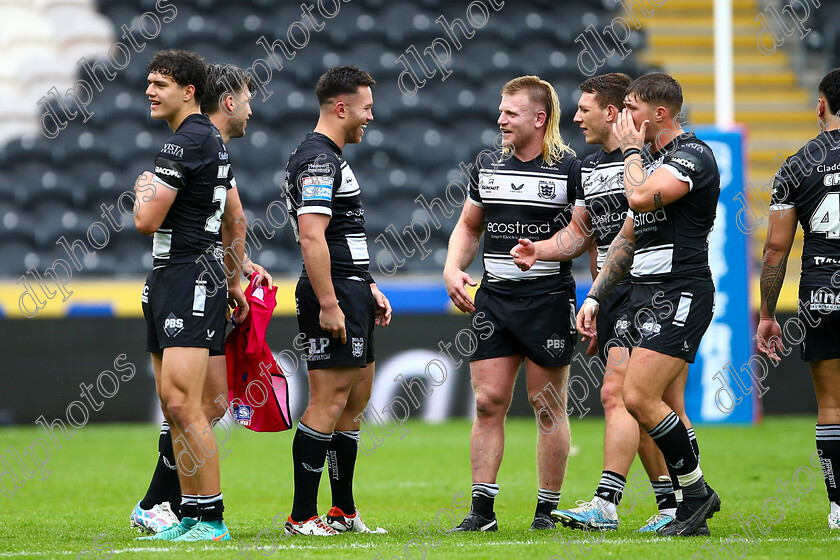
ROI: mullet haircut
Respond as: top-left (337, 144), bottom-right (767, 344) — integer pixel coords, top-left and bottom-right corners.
top-left (147, 50), bottom-right (207, 101)
top-left (579, 73), bottom-right (632, 110)
top-left (501, 75), bottom-right (574, 164)
top-left (819, 68), bottom-right (840, 117)
top-left (315, 66), bottom-right (375, 106)
top-left (626, 72), bottom-right (683, 116)
top-left (202, 63), bottom-right (254, 113)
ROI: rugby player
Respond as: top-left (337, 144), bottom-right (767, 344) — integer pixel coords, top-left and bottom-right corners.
top-left (757, 68), bottom-right (840, 529)
top-left (444, 75), bottom-right (580, 531)
top-left (133, 50), bottom-right (245, 542)
top-left (511, 73), bottom-right (695, 533)
top-left (130, 62), bottom-right (271, 535)
top-left (576, 73), bottom-right (721, 536)
top-left (283, 66), bottom-right (391, 536)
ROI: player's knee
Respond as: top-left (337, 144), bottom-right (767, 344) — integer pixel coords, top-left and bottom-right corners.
top-left (474, 392), bottom-right (507, 418)
top-left (600, 381), bottom-right (624, 411)
top-left (202, 393), bottom-right (228, 423)
top-left (621, 387), bottom-right (646, 420)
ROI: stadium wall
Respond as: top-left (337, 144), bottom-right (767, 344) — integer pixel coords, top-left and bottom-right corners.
top-left (0, 311), bottom-right (817, 427)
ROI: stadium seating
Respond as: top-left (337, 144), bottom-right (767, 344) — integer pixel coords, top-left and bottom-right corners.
top-left (0, 0), bottom-right (649, 279)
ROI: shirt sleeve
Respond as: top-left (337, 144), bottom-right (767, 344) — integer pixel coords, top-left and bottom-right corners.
top-left (769, 154), bottom-right (798, 211)
top-left (468, 154), bottom-right (484, 208)
top-left (661, 142), bottom-right (716, 192)
top-left (153, 137), bottom-right (192, 191)
top-left (295, 152), bottom-right (342, 217)
top-left (568, 157), bottom-right (583, 206)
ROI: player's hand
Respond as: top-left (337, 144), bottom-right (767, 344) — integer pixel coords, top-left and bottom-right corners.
top-left (576, 296), bottom-right (599, 340)
top-left (228, 283), bottom-right (249, 324)
top-left (756, 316), bottom-right (784, 364)
top-left (320, 300), bottom-right (347, 344)
top-left (586, 336), bottom-right (598, 357)
top-left (510, 238), bottom-right (537, 271)
top-left (613, 109), bottom-right (648, 154)
top-left (444, 267), bottom-right (478, 313)
top-left (370, 283), bottom-right (392, 327)
top-left (246, 261), bottom-right (273, 288)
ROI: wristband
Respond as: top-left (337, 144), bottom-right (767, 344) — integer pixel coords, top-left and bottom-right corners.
top-left (585, 294), bottom-right (600, 305)
top-left (623, 147), bottom-right (641, 158)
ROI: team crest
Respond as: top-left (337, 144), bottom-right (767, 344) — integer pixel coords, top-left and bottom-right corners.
top-left (351, 337), bottom-right (364, 358)
top-left (538, 180), bottom-right (556, 200)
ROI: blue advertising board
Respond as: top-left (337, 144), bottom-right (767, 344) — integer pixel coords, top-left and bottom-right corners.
top-left (687, 127), bottom-right (757, 424)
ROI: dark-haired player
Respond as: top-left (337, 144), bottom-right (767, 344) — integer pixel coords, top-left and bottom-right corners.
top-left (445, 75), bottom-right (579, 531)
top-left (130, 62), bottom-right (271, 536)
top-left (512, 73), bottom-right (691, 533)
top-left (758, 68), bottom-right (840, 529)
top-left (577, 73), bottom-right (721, 536)
top-left (133, 50), bottom-right (246, 542)
top-left (283, 66), bottom-right (391, 536)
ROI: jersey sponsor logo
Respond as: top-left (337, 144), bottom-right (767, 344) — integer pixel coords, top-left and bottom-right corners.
top-left (480, 177), bottom-right (499, 191)
top-left (823, 173), bottom-right (840, 186)
top-left (218, 151), bottom-right (229, 161)
top-left (614, 317), bottom-right (630, 336)
top-left (683, 142), bottom-right (705, 153)
top-left (205, 329), bottom-right (216, 340)
top-left (160, 143), bottom-right (183, 157)
top-left (544, 333), bottom-right (565, 357)
top-left (163, 313), bottom-right (184, 337)
top-left (217, 164), bottom-right (230, 179)
top-left (633, 207), bottom-right (667, 227)
top-left (809, 288), bottom-right (840, 311)
top-left (305, 162), bottom-right (333, 174)
top-left (351, 337), bottom-right (364, 358)
top-left (821, 457), bottom-right (836, 489)
top-left (814, 256), bottom-right (840, 265)
top-left (141, 284), bottom-right (149, 304)
top-left (511, 182), bottom-right (524, 191)
top-left (486, 221), bottom-right (551, 235)
top-left (818, 162), bottom-right (840, 173)
top-left (538, 180), bottom-right (556, 199)
top-left (670, 157), bottom-right (696, 171)
top-left (154, 166), bottom-right (183, 179)
top-left (306, 337), bottom-right (330, 356)
top-left (639, 319), bottom-right (662, 338)
top-left (591, 211), bottom-right (628, 228)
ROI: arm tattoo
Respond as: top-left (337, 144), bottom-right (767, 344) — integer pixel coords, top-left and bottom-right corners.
top-left (653, 192), bottom-right (663, 210)
top-left (590, 231), bottom-right (636, 301)
top-left (760, 254), bottom-right (787, 318)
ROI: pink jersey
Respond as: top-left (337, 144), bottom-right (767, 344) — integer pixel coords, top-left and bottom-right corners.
top-left (226, 275), bottom-right (292, 432)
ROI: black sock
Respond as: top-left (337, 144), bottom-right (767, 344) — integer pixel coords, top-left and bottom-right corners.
top-left (594, 470), bottom-right (626, 506)
top-left (651, 477), bottom-right (678, 511)
top-left (687, 427), bottom-right (700, 462)
top-left (471, 483), bottom-right (499, 517)
top-left (198, 492), bottom-right (224, 523)
top-left (180, 494), bottom-right (199, 519)
top-left (648, 413), bottom-right (706, 499)
top-left (327, 430), bottom-right (359, 514)
top-left (817, 424), bottom-right (840, 502)
top-left (140, 422), bottom-right (181, 512)
top-left (291, 422), bottom-right (332, 522)
top-left (535, 488), bottom-right (561, 516)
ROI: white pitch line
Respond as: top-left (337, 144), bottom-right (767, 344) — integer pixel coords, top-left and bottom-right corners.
top-left (2, 535), bottom-right (838, 557)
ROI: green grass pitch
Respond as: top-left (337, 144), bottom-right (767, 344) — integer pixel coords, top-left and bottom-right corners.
top-left (1, 417), bottom-right (838, 559)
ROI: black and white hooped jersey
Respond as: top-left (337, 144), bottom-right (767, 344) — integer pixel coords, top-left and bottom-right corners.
top-left (285, 132), bottom-right (373, 282)
top-left (629, 133), bottom-right (720, 283)
top-left (151, 113), bottom-right (234, 268)
top-left (468, 149), bottom-right (580, 296)
top-left (771, 129), bottom-right (840, 288)
top-left (575, 147), bottom-right (628, 273)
